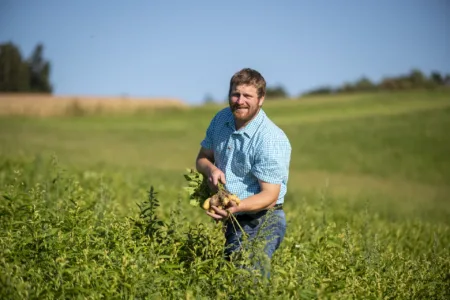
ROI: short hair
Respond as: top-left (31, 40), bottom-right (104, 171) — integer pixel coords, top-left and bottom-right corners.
top-left (228, 68), bottom-right (266, 99)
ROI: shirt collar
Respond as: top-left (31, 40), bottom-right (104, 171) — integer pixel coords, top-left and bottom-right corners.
top-left (225, 108), bottom-right (265, 138)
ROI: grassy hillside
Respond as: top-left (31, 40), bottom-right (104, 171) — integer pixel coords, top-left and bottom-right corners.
top-left (1, 90), bottom-right (449, 298)
top-left (1, 90), bottom-right (449, 218)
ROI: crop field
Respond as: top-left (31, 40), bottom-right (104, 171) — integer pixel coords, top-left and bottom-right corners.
top-left (0, 94), bottom-right (187, 117)
top-left (0, 90), bottom-right (449, 299)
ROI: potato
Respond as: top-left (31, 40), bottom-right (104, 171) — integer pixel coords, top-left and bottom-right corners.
top-left (228, 194), bottom-right (241, 205)
top-left (209, 194), bottom-right (221, 207)
top-left (202, 198), bottom-right (211, 210)
top-left (200, 187), bottom-right (241, 215)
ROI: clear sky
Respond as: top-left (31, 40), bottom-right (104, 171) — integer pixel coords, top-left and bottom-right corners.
top-left (1, 0), bottom-right (449, 104)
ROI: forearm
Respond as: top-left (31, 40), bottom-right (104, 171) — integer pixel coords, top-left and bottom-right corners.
top-left (196, 156), bottom-right (216, 177)
top-left (233, 190), bottom-right (278, 213)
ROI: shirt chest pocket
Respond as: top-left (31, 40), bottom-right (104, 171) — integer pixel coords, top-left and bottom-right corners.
top-left (230, 150), bottom-right (252, 177)
top-left (214, 141), bottom-right (228, 168)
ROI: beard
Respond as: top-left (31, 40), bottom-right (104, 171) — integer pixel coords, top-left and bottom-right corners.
top-left (231, 103), bottom-right (260, 127)
top-left (231, 103), bottom-right (248, 112)
top-left (232, 104), bottom-right (249, 117)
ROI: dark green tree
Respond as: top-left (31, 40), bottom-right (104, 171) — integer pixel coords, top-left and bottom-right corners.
top-left (265, 85), bottom-right (288, 99)
top-left (302, 86), bottom-right (334, 96)
top-left (338, 82), bottom-right (356, 93)
top-left (430, 71), bottom-right (443, 85)
top-left (0, 42), bottom-right (30, 92)
top-left (408, 69), bottom-right (426, 88)
top-left (354, 77), bottom-right (375, 91)
top-left (27, 43), bottom-right (53, 93)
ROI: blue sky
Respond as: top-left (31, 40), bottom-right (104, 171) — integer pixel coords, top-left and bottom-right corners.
top-left (1, 0), bottom-right (449, 104)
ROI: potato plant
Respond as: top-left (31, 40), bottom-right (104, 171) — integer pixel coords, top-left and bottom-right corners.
top-left (183, 168), bottom-right (241, 213)
top-left (0, 157), bottom-right (449, 299)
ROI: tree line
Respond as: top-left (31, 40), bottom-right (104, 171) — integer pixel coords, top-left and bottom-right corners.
top-left (2, 41), bottom-right (449, 98)
top-left (301, 69), bottom-right (450, 97)
top-left (0, 42), bottom-right (53, 93)
top-left (234, 68), bottom-right (450, 101)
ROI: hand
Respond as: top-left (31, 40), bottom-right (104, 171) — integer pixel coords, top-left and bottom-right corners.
top-left (207, 168), bottom-right (226, 192)
top-left (205, 200), bottom-right (239, 221)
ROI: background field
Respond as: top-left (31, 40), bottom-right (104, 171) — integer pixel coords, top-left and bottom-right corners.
top-left (0, 94), bottom-right (187, 117)
top-left (1, 90), bottom-right (449, 298)
top-left (2, 90), bottom-right (449, 220)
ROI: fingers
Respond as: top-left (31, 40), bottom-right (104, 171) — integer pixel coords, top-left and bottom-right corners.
top-left (206, 205), bottom-right (230, 220)
top-left (227, 200), bottom-right (237, 209)
top-left (224, 201), bottom-right (238, 215)
top-left (212, 205), bottom-right (232, 218)
top-left (207, 176), bottom-right (214, 189)
top-left (205, 209), bottom-right (223, 220)
top-left (208, 168), bottom-right (226, 190)
top-left (219, 172), bottom-right (226, 184)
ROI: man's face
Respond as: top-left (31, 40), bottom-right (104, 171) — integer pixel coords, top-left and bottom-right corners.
top-left (229, 84), bottom-right (264, 128)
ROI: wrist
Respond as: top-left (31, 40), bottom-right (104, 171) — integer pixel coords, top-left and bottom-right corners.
top-left (228, 204), bottom-right (241, 215)
top-left (196, 157), bottom-right (216, 177)
top-left (208, 165), bottom-right (218, 177)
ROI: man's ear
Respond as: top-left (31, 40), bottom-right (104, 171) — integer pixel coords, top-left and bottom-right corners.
top-left (258, 96), bottom-right (265, 107)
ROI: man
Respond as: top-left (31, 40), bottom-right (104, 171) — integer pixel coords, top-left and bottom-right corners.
top-left (195, 68), bottom-right (291, 270)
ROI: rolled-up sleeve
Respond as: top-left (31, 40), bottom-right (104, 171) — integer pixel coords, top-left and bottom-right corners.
top-left (200, 114), bottom-right (217, 150)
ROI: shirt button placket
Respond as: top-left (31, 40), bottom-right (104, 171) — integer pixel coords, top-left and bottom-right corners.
top-left (222, 136), bottom-right (232, 167)
top-left (227, 136), bottom-right (234, 151)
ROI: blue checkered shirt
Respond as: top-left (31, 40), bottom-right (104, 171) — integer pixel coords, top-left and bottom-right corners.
top-left (201, 107), bottom-right (291, 207)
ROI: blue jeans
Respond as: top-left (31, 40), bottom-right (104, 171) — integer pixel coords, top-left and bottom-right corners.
top-left (223, 209), bottom-right (287, 278)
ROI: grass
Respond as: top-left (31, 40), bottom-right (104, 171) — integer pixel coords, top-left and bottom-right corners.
top-left (0, 90), bottom-right (449, 298)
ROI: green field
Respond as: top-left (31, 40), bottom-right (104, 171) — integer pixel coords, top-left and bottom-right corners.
top-left (1, 90), bottom-right (449, 299)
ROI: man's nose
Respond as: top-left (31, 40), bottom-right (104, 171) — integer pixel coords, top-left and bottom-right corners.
top-left (235, 95), bottom-right (245, 104)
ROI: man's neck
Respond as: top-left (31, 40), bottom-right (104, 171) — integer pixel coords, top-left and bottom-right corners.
top-left (235, 120), bottom-right (246, 131)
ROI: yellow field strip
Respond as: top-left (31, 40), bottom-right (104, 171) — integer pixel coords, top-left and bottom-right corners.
top-left (0, 94), bottom-right (187, 116)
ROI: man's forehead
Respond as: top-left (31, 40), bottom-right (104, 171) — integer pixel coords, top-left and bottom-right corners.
top-left (231, 84), bottom-right (258, 93)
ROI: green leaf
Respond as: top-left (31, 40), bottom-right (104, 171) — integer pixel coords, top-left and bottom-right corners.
top-left (183, 187), bottom-right (195, 195)
top-left (190, 199), bottom-right (200, 207)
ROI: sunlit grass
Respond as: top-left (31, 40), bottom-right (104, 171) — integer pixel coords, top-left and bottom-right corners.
top-left (1, 90), bottom-right (449, 298)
